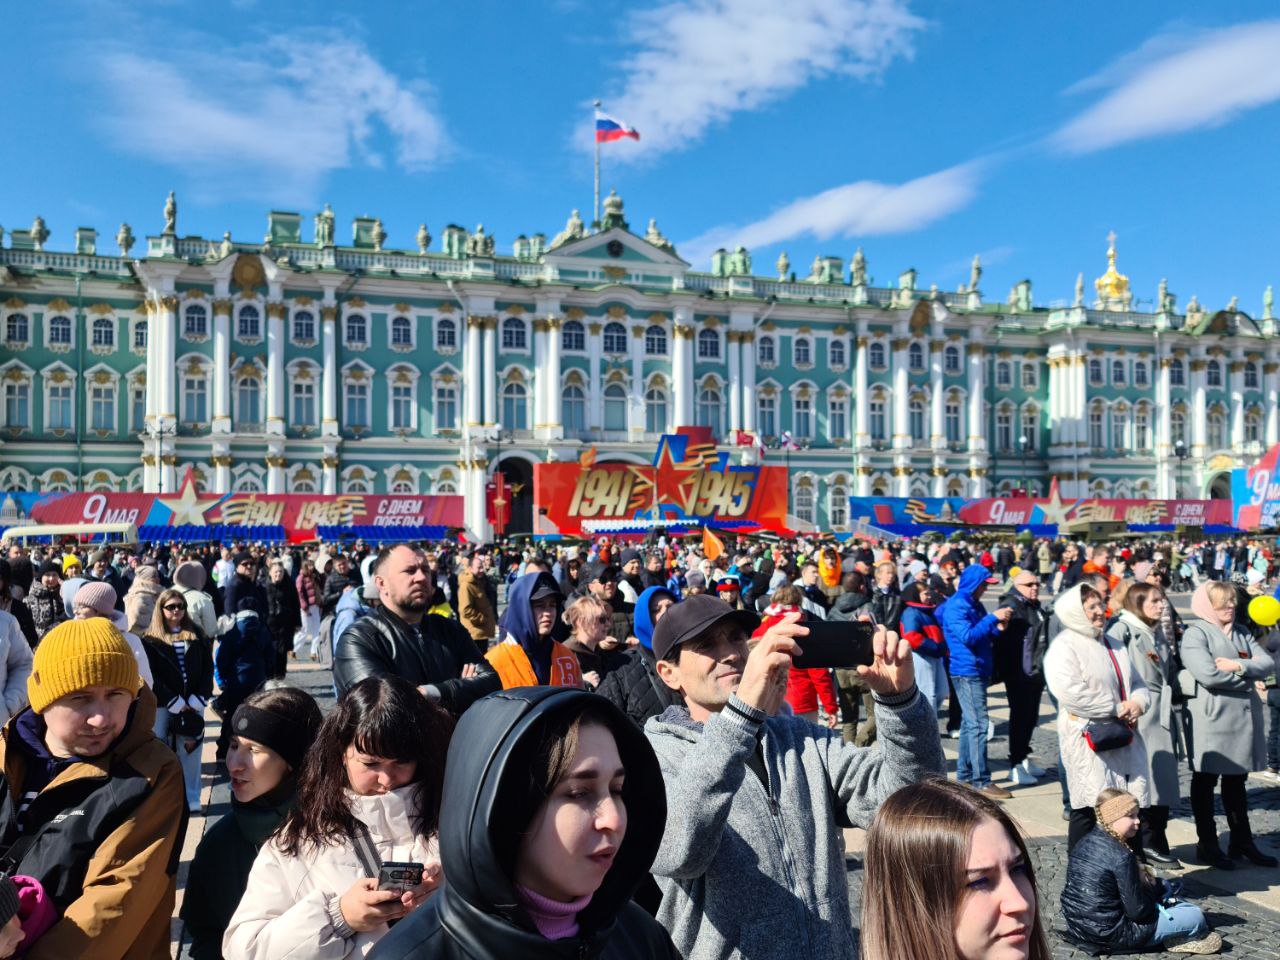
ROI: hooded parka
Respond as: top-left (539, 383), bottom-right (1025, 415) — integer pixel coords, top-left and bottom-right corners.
top-left (369, 687), bottom-right (679, 960)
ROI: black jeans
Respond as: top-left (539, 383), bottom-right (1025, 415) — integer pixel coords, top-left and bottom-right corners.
top-left (1005, 674), bottom-right (1045, 768)
top-left (1267, 698), bottom-right (1280, 771)
top-left (1190, 771), bottom-right (1251, 849)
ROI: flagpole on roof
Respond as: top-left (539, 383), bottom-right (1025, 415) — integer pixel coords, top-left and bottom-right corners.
top-left (593, 99), bottom-right (602, 231)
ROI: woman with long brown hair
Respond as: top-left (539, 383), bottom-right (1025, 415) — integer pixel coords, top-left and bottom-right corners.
top-left (861, 778), bottom-right (1052, 960)
top-left (294, 555), bottom-right (324, 660)
top-left (225, 676), bottom-right (453, 958)
top-left (141, 586), bottom-right (213, 813)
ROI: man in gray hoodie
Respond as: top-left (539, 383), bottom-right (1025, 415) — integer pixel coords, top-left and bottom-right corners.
top-left (645, 594), bottom-right (945, 960)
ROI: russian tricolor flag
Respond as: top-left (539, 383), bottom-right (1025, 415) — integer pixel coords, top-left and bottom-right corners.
top-left (596, 112), bottom-right (640, 143)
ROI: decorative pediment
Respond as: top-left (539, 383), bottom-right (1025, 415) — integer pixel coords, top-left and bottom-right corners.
top-left (544, 227), bottom-right (689, 270)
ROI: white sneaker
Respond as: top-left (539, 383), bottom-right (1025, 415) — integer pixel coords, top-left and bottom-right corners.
top-left (948, 729), bottom-right (961, 740)
top-left (987, 720), bottom-right (997, 740)
top-left (1021, 758), bottom-right (1048, 778)
top-left (1009, 765), bottom-right (1039, 786)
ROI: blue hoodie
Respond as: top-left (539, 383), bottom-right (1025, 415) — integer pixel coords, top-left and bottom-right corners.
top-left (502, 572), bottom-right (569, 685)
top-left (938, 564), bottom-right (1001, 679)
top-left (634, 586), bottom-right (676, 651)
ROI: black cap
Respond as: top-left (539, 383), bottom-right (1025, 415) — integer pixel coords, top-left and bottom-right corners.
top-left (38, 560), bottom-right (62, 578)
top-left (651, 594), bottom-right (760, 662)
top-left (619, 548), bottom-right (641, 566)
top-left (529, 579), bottom-right (564, 603)
top-left (233, 551), bottom-right (255, 567)
top-left (589, 564), bottom-right (619, 584)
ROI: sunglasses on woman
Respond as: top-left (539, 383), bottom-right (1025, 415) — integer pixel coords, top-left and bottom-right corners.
top-left (163, 603), bottom-right (187, 612)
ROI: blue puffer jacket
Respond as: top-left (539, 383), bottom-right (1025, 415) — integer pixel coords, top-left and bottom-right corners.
top-left (937, 565), bottom-right (1001, 679)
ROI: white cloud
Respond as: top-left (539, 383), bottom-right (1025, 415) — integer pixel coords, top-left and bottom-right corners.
top-left (1052, 20), bottom-right (1280, 154)
top-left (680, 161), bottom-right (981, 267)
top-left (96, 32), bottom-right (448, 205)
top-left (589, 0), bottom-right (924, 160)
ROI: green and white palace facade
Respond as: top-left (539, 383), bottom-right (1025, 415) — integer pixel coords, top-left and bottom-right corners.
top-left (0, 191), bottom-right (1274, 535)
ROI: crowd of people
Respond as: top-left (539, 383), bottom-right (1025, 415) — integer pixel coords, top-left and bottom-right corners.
top-left (0, 530), bottom-right (1271, 957)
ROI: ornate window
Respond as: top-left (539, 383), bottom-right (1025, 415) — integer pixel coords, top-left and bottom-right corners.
top-left (3, 380), bottom-right (30, 428)
top-left (644, 325), bottom-right (667, 356)
top-left (391, 316), bottom-right (413, 348)
top-left (996, 405), bottom-right (1014, 452)
top-left (1111, 359), bottom-right (1126, 386)
top-left (794, 479), bottom-right (815, 525)
top-left (344, 380), bottom-right (370, 430)
top-left (1169, 358), bottom-right (1185, 387)
top-left (5, 314), bottom-right (29, 345)
top-left (1246, 362), bottom-right (1260, 390)
top-left (1207, 409), bottom-right (1226, 448)
top-left (1133, 360), bottom-right (1148, 387)
top-left (130, 382), bottom-right (146, 432)
top-left (793, 394), bottom-right (813, 439)
top-left (1171, 408), bottom-right (1187, 445)
top-left (645, 387), bottom-right (668, 434)
top-left (1246, 409), bottom-right (1262, 444)
top-left (907, 342), bottom-right (925, 372)
top-left (391, 383), bottom-right (414, 429)
top-left (794, 337), bottom-right (812, 367)
top-left (501, 316), bottom-right (526, 351)
top-left (828, 486), bottom-right (848, 528)
top-left (48, 381), bottom-right (72, 431)
top-left (502, 381), bottom-right (528, 430)
top-left (603, 322), bottom-right (628, 354)
top-left (343, 468), bottom-right (372, 495)
top-left (603, 383), bottom-right (627, 431)
top-left (944, 344), bottom-right (961, 373)
top-left (434, 383), bottom-right (458, 431)
top-left (561, 320), bottom-right (585, 352)
top-left (868, 341), bottom-right (887, 370)
top-left (758, 336), bottom-right (776, 365)
top-left (389, 469), bottom-right (417, 495)
top-left (435, 317), bottom-right (456, 350)
top-left (908, 398), bottom-right (926, 442)
top-left (133, 320), bottom-right (148, 352)
top-left (1088, 403), bottom-right (1105, 449)
top-left (945, 394), bottom-right (963, 443)
top-left (696, 385), bottom-right (722, 434)
top-left (92, 317), bottom-right (114, 349)
top-left (1087, 358), bottom-right (1103, 386)
top-left (345, 313), bottom-right (367, 346)
top-left (696, 328), bottom-right (720, 360)
top-left (184, 304), bottom-right (208, 338)
top-left (238, 305), bottom-right (261, 340)
top-left (996, 361), bottom-right (1012, 388)
top-left (236, 376), bottom-right (262, 431)
top-left (1021, 407), bottom-right (1039, 451)
top-left (90, 382), bottom-right (116, 431)
top-left (1206, 359), bottom-right (1222, 388)
top-left (291, 379), bottom-right (316, 427)
top-left (828, 396), bottom-right (847, 440)
top-left (1109, 405), bottom-right (1129, 450)
top-left (869, 395), bottom-right (887, 441)
top-left (562, 384), bottom-right (586, 433)
top-left (291, 310), bottom-right (315, 342)
top-left (48, 315), bottom-right (72, 346)
top-left (1134, 404), bottom-right (1150, 449)
top-left (1021, 362), bottom-right (1038, 390)
top-left (829, 339), bottom-right (846, 368)
top-left (757, 393), bottom-right (776, 438)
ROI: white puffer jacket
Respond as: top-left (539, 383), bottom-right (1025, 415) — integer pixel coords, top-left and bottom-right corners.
top-left (1044, 584), bottom-right (1151, 810)
top-left (224, 784), bottom-right (439, 960)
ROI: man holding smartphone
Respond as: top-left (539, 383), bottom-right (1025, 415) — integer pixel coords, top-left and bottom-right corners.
top-left (644, 595), bottom-right (944, 960)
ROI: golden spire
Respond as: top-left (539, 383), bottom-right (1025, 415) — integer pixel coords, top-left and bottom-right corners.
top-left (1094, 230), bottom-right (1131, 309)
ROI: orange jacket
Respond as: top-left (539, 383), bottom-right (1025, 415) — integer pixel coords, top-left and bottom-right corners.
top-left (485, 640), bottom-right (583, 689)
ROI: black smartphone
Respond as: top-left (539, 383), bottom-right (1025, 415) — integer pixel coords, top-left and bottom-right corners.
top-left (378, 861), bottom-right (425, 893)
top-left (791, 620), bottom-right (877, 670)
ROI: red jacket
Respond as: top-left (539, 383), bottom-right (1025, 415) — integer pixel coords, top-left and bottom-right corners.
top-left (296, 572), bottom-right (321, 612)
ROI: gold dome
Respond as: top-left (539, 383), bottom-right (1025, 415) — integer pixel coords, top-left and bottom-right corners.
top-left (1094, 230), bottom-right (1131, 309)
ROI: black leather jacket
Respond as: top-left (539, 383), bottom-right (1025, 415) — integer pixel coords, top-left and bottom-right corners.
top-left (996, 588), bottom-right (1050, 682)
top-left (595, 645), bottom-right (682, 730)
top-left (332, 607), bottom-right (499, 714)
top-left (369, 687), bottom-right (679, 960)
top-left (1061, 826), bottom-right (1158, 951)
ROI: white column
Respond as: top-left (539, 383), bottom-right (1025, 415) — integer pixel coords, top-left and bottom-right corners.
top-left (854, 335), bottom-right (869, 445)
top-left (266, 302), bottom-right (286, 434)
top-left (144, 299), bottom-right (159, 425)
top-left (531, 318), bottom-right (547, 431)
top-left (929, 340), bottom-right (944, 449)
top-left (1191, 357), bottom-right (1207, 457)
top-left (321, 304), bottom-right (339, 433)
top-left (1266, 354), bottom-right (1280, 445)
top-left (587, 322), bottom-right (604, 430)
top-left (464, 315), bottom-right (483, 428)
top-left (482, 317), bottom-right (497, 426)
top-left (1230, 353), bottom-right (1245, 448)
top-left (967, 345), bottom-right (986, 452)
top-left (672, 315), bottom-right (694, 428)
top-left (629, 322), bottom-right (645, 438)
top-left (741, 332), bottom-right (756, 433)
top-left (545, 318), bottom-right (563, 439)
top-left (157, 296), bottom-right (178, 493)
top-left (892, 338), bottom-right (909, 449)
top-left (726, 331), bottom-right (742, 433)
top-left (1047, 357), bottom-right (1062, 446)
top-left (212, 299), bottom-right (232, 433)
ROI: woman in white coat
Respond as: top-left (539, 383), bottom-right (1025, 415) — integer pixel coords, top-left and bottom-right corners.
top-left (1181, 580), bottom-right (1277, 869)
top-left (1045, 582), bottom-right (1150, 853)
top-left (224, 676), bottom-right (453, 959)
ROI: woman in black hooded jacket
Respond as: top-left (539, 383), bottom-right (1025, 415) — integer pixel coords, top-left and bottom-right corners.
top-left (369, 686), bottom-right (679, 960)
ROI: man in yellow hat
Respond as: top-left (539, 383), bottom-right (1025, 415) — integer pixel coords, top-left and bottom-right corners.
top-left (0, 617), bottom-right (184, 959)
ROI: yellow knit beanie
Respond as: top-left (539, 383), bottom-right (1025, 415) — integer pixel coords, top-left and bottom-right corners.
top-left (28, 618), bottom-right (142, 714)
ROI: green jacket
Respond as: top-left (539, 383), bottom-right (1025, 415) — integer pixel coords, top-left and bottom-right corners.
top-left (182, 794), bottom-right (293, 959)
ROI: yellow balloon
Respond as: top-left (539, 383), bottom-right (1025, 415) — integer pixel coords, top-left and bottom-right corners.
top-left (1248, 595), bottom-right (1280, 628)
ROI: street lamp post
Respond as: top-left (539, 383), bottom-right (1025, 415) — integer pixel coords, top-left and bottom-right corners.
top-left (149, 422), bottom-right (177, 494)
top-left (1174, 439), bottom-right (1189, 500)
top-left (1018, 434), bottom-right (1029, 497)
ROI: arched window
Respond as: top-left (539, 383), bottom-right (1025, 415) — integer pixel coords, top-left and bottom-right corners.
top-left (1169, 358), bottom-right (1185, 387)
top-left (1111, 359), bottom-right (1126, 385)
top-left (907, 342), bottom-right (925, 372)
top-left (645, 388), bottom-right (668, 434)
top-left (996, 361), bottom-right (1012, 387)
top-left (944, 344), bottom-right (961, 373)
top-left (183, 304), bottom-right (207, 338)
top-left (92, 317), bottom-right (114, 348)
top-left (868, 341), bottom-right (886, 369)
top-left (794, 480), bottom-right (815, 525)
top-left (389, 470), bottom-right (416, 495)
top-left (561, 320), bottom-right (585, 351)
top-left (501, 316), bottom-right (526, 350)
top-left (239, 305), bottom-right (261, 340)
top-left (435, 317), bottom-right (456, 349)
top-left (1206, 359), bottom-right (1222, 387)
top-left (603, 383), bottom-right (628, 431)
top-left (696, 385), bottom-right (722, 434)
top-left (391, 316), bottom-right (413, 347)
top-left (603, 322), bottom-right (628, 354)
top-left (794, 338), bottom-right (812, 366)
top-left (292, 472), bottom-right (318, 494)
top-left (758, 336), bottom-right (776, 365)
top-left (829, 339), bottom-right (846, 368)
top-left (562, 384), bottom-right (586, 433)
top-left (1087, 358), bottom-right (1103, 386)
top-left (292, 310), bottom-right (315, 342)
top-left (5, 314), bottom-right (28, 344)
top-left (1133, 360), bottom-right (1148, 387)
top-left (502, 381), bottom-right (528, 430)
top-left (871, 480), bottom-right (888, 497)
top-left (1021, 363), bottom-right (1037, 389)
top-left (345, 313), bottom-right (366, 345)
top-left (436, 481), bottom-right (458, 495)
top-left (696, 328), bottom-right (720, 360)
top-left (133, 320), bottom-right (148, 351)
top-left (233, 471), bottom-right (264, 493)
top-left (828, 487), bottom-right (848, 528)
top-left (344, 471), bottom-right (372, 494)
top-left (908, 398), bottom-right (926, 442)
top-left (1207, 410), bottom-right (1226, 448)
top-left (644, 325), bottom-right (667, 356)
top-left (945, 394), bottom-right (963, 443)
top-left (236, 376), bottom-right (261, 430)
top-left (1245, 362), bottom-right (1260, 390)
top-left (48, 315), bottom-right (72, 346)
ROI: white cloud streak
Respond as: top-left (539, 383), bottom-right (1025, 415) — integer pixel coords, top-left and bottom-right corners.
top-left (96, 32), bottom-right (448, 205)
top-left (1053, 20), bottom-right (1280, 154)
top-left (680, 161), bottom-right (982, 266)
top-left (590, 0), bottom-right (924, 160)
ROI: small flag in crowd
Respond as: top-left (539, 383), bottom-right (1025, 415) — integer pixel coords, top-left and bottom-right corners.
top-left (702, 526), bottom-right (725, 562)
top-left (779, 431), bottom-right (800, 451)
top-left (596, 111), bottom-right (640, 143)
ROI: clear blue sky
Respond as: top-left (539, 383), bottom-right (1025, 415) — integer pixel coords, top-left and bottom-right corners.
top-left (5, 1), bottom-right (1280, 313)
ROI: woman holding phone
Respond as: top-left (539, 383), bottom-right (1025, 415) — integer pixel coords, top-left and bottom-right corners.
top-left (225, 676), bottom-right (453, 958)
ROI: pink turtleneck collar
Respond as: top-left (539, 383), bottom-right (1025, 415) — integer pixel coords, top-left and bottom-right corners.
top-left (515, 883), bottom-right (592, 940)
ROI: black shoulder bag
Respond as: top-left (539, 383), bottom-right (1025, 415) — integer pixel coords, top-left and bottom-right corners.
top-left (1082, 641), bottom-right (1134, 753)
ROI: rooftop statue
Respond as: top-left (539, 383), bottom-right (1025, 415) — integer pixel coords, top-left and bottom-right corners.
top-left (30, 216), bottom-right (48, 251)
top-left (776, 250), bottom-right (790, 280)
top-left (644, 218), bottom-right (673, 253)
top-left (851, 247), bottom-right (867, 286)
top-left (550, 209), bottom-right (586, 249)
top-left (372, 219), bottom-right (387, 252)
top-left (1073, 272), bottom-right (1084, 307)
top-left (116, 223), bottom-right (134, 257)
top-left (601, 189), bottom-right (628, 231)
top-left (163, 191), bottom-right (177, 236)
top-left (1265, 285), bottom-right (1274, 321)
top-left (314, 204), bottom-right (335, 246)
top-left (969, 254), bottom-right (982, 293)
top-left (417, 223), bottom-right (432, 255)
